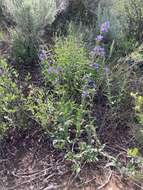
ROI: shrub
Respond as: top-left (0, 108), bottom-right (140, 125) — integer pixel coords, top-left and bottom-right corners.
top-left (96, 0), bottom-right (125, 40)
top-left (41, 21), bottom-right (132, 112)
top-left (23, 87), bottom-right (101, 173)
top-left (41, 33), bottom-right (90, 100)
top-left (55, 35), bottom-right (90, 95)
top-left (23, 86), bottom-right (55, 129)
top-left (35, 30), bottom-right (113, 172)
top-left (0, 60), bottom-right (36, 138)
top-left (4, 0), bottom-right (57, 66)
top-left (0, 29), bottom-right (4, 40)
top-left (0, 59), bottom-right (22, 137)
top-left (35, 20), bottom-right (136, 172)
top-left (104, 63), bottom-right (131, 112)
top-left (124, 0), bottom-right (143, 43)
top-left (94, 0), bottom-right (137, 55)
top-left (0, 0), bottom-right (5, 23)
top-left (131, 93), bottom-right (143, 145)
top-left (96, 0), bottom-right (142, 51)
top-left (0, 0), bottom-right (2, 19)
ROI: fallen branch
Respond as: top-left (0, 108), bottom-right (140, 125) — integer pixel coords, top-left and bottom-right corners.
top-left (97, 170), bottom-right (112, 190)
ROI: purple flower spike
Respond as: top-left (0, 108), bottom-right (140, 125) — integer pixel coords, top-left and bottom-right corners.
top-left (39, 49), bottom-right (47, 61)
top-left (91, 46), bottom-right (105, 57)
top-left (96, 35), bottom-right (103, 42)
top-left (53, 69), bottom-right (59, 74)
top-left (57, 66), bottom-right (62, 72)
top-left (100, 21), bottom-right (110, 33)
top-left (54, 68), bottom-right (61, 74)
top-left (88, 79), bottom-right (95, 88)
top-left (48, 66), bottom-right (62, 75)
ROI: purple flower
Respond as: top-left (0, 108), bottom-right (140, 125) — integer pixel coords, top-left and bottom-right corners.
top-left (82, 91), bottom-right (89, 98)
top-left (100, 21), bottom-right (110, 33)
top-left (96, 35), bottom-right (103, 42)
top-left (48, 66), bottom-right (54, 74)
top-left (54, 66), bottom-right (62, 74)
top-left (88, 79), bottom-right (95, 88)
top-left (57, 66), bottom-right (62, 72)
top-left (54, 68), bottom-right (60, 74)
top-left (48, 66), bottom-right (61, 75)
top-left (54, 69), bottom-right (59, 74)
top-left (91, 46), bottom-right (105, 57)
top-left (90, 63), bottom-right (99, 70)
top-left (39, 49), bottom-right (47, 61)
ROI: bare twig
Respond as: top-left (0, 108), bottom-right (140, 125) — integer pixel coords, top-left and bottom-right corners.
top-left (77, 176), bottom-right (97, 188)
top-left (96, 170), bottom-right (112, 190)
top-left (8, 172), bottom-right (55, 190)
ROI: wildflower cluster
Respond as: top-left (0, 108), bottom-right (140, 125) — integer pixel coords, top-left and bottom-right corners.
top-left (100, 21), bottom-right (110, 33)
top-left (92, 21), bottom-right (110, 57)
top-left (91, 46), bottom-right (105, 57)
top-left (82, 91), bottom-right (89, 98)
top-left (96, 35), bottom-right (104, 42)
top-left (39, 49), bottom-right (62, 83)
top-left (81, 21), bottom-right (110, 99)
top-left (90, 63), bottom-right (99, 70)
top-left (39, 49), bottom-right (47, 61)
top-left (48, 66), bottom-right (61, 75)
top-left (81, 75), bottom-right (96, 99)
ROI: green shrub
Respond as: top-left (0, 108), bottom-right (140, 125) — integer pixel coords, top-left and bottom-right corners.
top-left (131, 93), bottom-right (143, 125)
top-left (37, 21), bottom-right (136, 172)
top-left (40, 24), bottom-right (129, 171)
top-left (0, 60), bottom-right (35, 138)
top-left (0, 0), bottom-right (5, 23)
top-left (0, 29), bottom-right (4, 40)
top-left (94, 0), bottom-right (138, 55)
top-left (0, 0), bottom-right (2, 19)
top-left (55, 35), bottom-right (90, 95)
top-left (96, 0), bottom-right (125, 40)
top-left (23, 86), bottom-right (55, 129)
top-left (23, 88), bottom-right (101, 173)
top-left (41, 33), bottom-right (90, 99)
top-left (0, 59), bottom-right (22, 137)
top-left (124, 0), bottom-right (143, 43)
top-left (96, 0), bottom-right (143, 43)
top-left (131, 93), bottom-right (143, 145)
top-left (104, 63), bottom-right (131, 111)
top-left (5, 0), bottom-right (57, 66)
top-left (41, 22), bottom-right (131, 112)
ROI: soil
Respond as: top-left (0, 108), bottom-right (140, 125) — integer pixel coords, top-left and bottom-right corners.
top-left (0, 125), bottom-right (142, 190)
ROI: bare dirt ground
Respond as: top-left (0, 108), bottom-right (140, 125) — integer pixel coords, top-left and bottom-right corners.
top-left (0, 126), bottom-right (142, 190)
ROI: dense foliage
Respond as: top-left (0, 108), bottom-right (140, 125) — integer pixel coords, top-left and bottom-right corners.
top-left (0, 0), bottom-right (143, 183)
top-left (3, 0), bottom-right (57, 66)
